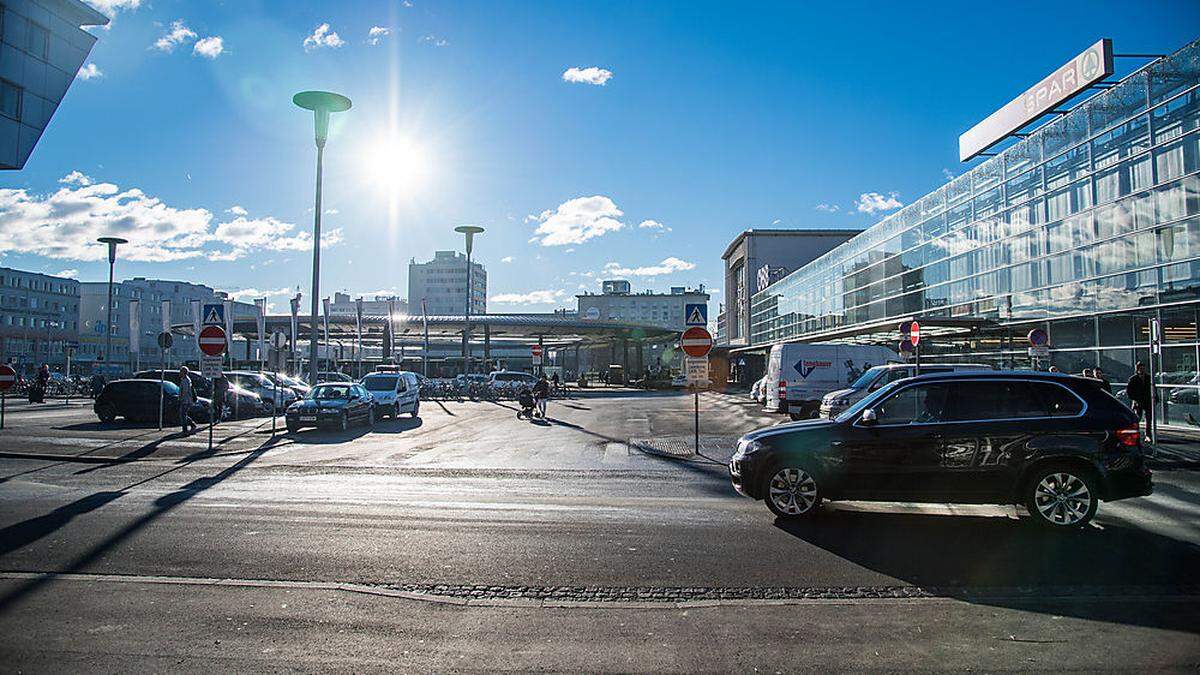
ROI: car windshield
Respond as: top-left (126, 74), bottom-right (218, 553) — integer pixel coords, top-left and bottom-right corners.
top-left (363, 376), bottom-right (398, 391)
top-left (310, 385), bottom-right (352, 400)
top-left (834, 379), bottom-right (903, 423)
top-left (849, 366), bottom-right (887, 390)
top-left (160, 380), bottom-right (180, 395)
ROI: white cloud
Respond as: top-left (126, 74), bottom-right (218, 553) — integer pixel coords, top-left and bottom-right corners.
top-left (304, 23), bottom-right (345, 51)
top-left (528, 195), bottom-right (625, 246)
top-left (0, 172), bottom-right (341, 263)
top-left (637, 219), bottom-right (670, 232)
top-left (367, 26), bottom-right (390, 45)
top-left (88, 0), bottom-right (141, 18)
top-left (602, 257), bottom-right (695, 277)
top-left (56, 269), bottom-right (79, 279)
top-left (226, 205), bottom-right (248, 216)
top-left (942, 168), bottom-right (956, 181)
top-left (419, 34), bottom-right (448, 47)
top-left (562, 66), bottom-right (613, 86)
top-left (153, 19), bottom-right (196, 52)
top-left (501, 256), bottom-right (514, 263)
top-left (815, 203), bottom-right (840, 213)
top-left (855, 191), bottom-right (903, 214)
top-left (193, 36), bottom-right (224, 59)
top-left (771, 218), bottom-right (782, 225)
top-left (226, 287), bottom-right (292, 312)
top-left (490, 289), bottom-right (566, 305)
top-left (77, 63), bottom-right (103, 80)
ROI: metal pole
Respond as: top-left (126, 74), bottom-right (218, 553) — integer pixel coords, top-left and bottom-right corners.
top-left (463, 249), bottom-right (472, 374)
top-left (272, 366), bottom-right (278, 436)
top-left (157, 350), bottom-right (165, 431)
top-left (1, 393), bottom-right (5, 429)
top-left (104, 259), bottom-right (115, 375)
top-left (1149, 317), bottom-right (1159, 446)
top-left (694, 389), bottom-right (699, 454)
top-left (308, 144), bottom-right (325, 387)
top-left (208, 397), bottom-right (214, 452)
top-left (914, 343), bottom-right (920, 376)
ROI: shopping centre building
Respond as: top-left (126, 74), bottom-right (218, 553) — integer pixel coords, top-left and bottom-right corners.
top-left (749, 38), bottom-right (1200, 428)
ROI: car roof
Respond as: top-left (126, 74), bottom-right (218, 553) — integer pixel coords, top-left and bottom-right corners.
top-left (894, 370), bottom-right (1085, 385)
top-left (873, 363), bottom-right (990, 370)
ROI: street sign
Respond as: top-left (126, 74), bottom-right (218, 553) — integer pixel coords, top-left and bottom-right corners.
top-left (685, 357), bottom-right (709, 387)
top-left (531, 344), bottom-right (543, 365)
top-left (202, 303), bottom-right (225, 326)
top-left (199, 325), bottom-right (228, 356)
top-left (1028, 327), bottom-right (1049, 347)
top-left (684, 303), bottom-right (708, 327)
top-left (910, 320), bottom-right (920, 347)
top-left (201, 355), bottom-right (223, 379)
top-left (0, 364), bottom-right (15, 392)
top-left (1028, 345), bottom-right (1050, 358)
top-left (680, 326), bottom-right (713, 358)
top-left (157, 332), bottom-right (173, 350)
top-left (271, 330), bottom-right (287, 349)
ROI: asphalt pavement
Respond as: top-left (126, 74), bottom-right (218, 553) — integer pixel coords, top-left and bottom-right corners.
top-left (0, 389), bottom-right (1197, 671)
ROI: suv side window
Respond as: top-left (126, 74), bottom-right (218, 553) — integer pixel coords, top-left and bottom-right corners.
top-left (873, 383), bottom-right (951, 425)
top-left (945, 380), bottom-right (1054, 421)
top-left (1033, 382), bottom-right (1084, 416)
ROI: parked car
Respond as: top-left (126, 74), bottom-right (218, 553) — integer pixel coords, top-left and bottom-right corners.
top-left (285, 382), bottom-right (375, 433)
top-left (360, 370), bottom-right (421, 418)
top-left (749, 376), bottom-right (767, 403)
top-left (312, 371), bottom-right (353, 384)
top-left (486, 370), bottom-right (538, 393)
top-left (819, 363), bottom-right (992, 419)
top-left (729, 371), bottom-right (1151, 529)
top-left (94, 379), bottom-right (213, 424)
top-left (671, 373), bottom-right (689, 389)
top-left (222, 383), bottom-right (268, 419)
top-left (274, 373), bottom-right (311, 398)
top-left (133, 369), bottom-right (213, 399)
top-left (765, 343), bottom-right (898, 420)
top-left (226, 371), bottom-right (298, 412)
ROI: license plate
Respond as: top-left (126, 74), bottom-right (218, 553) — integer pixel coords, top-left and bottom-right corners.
top-left (299, 416), bottom-right (316, 422)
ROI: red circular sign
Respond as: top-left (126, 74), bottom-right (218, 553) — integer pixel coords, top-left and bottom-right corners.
top-left (0, 364), bottom-right (15, 392)
top-left (531, 345), bottom-right (543, 356)
top-left (680, 326), bottom-right (713, 358)
top-left (199, 325), bottom-right (228, 356)
top-left (909, 320), bottom-right (920, 347)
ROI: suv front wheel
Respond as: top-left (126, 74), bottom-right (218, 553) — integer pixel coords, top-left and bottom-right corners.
top-left (764, 465), bottom-right (822, 519)
top-left (1025, 464), bottom-right (1098, 529)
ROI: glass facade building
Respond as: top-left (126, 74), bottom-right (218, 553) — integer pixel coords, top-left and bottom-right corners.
top-left (750, 38), bottom-right (1200, 428)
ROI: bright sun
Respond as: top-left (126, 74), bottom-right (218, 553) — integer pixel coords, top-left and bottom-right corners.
top-left (364, 137), bottom-right (432, 197)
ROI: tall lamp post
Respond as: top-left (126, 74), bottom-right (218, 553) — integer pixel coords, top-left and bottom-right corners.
top-left (454, 225), bottom-right (484, 375)
top-left (293, 90), bottom-right (352, 385)
top-left (97, 236), bottom-right (127, 375)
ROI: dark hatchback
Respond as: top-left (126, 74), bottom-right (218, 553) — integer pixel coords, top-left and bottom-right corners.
top-left (729, 371), bottom-right (1151, 529)
top-left (94, 379), bottom-right (213, 424)
top-left (285, 382), bottom-right (375, 433)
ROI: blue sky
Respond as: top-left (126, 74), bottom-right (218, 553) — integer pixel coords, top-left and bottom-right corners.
top-left (2, 0), bottom-right (1197, 312)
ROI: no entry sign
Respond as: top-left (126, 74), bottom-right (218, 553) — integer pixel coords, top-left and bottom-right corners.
top-left (0, 364), bottom-right (15, 392)
top-left (909, 320), bottom-right (920, 347)
top-left (680, 326), bottom-right (713, 358)
top-left (199, 325), bottom-right (228, 357)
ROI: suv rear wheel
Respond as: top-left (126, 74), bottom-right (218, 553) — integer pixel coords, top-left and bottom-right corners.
top-left (764, 465), bottom-right (822, 519)
top-left (1025, 464), bottom-right (1098, 529)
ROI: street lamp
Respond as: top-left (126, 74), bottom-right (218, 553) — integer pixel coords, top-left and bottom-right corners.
top-left (293, 90), bottom-right (352, 385)
top-left (97, 236), bottom-right (127, 375)
top-left (454, 225), bottom-right (484, 374)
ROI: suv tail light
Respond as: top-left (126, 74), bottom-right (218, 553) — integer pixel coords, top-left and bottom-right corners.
top-left (778, 380), bottom-right (787, 400)
top-left (1115, 425), bottom-right (1140, 447)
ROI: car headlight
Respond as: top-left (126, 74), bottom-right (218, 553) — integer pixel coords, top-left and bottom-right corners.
top-left (735, 438), bottom-right (762, 457)
top-left (320, 407), bottom-right (338, 413)
top-left (835, 398), bottom-right (850, 407)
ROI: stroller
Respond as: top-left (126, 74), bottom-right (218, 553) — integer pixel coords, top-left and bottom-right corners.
top-left (516, 388), bottom-right (537, 420)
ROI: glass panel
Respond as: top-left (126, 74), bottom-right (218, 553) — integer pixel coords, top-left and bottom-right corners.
top-left (1158, 216), bottom-right (1200, 263)
top-left (1149, 42), bottom-right (1200, 106)
top-left (1089, 70), bottom-right (1149, 134)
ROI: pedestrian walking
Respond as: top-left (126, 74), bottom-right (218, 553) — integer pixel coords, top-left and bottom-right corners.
top-left (532, 374), bottom-right (550, 419)
top-left (1094, 367), bottom-right (1112, 393)
top-left (31, 364), bottom-right (49, 403)
top-left (1126, 361), bottom-right (1154, 440)
top-left (90, 372), bottom-right (106, 399)
top-left (177, 366), bottom-right (197, 434)
top-left (550, 371), bottom-right (560, 395)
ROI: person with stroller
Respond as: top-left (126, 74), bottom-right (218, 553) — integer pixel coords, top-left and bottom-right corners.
top-left (532, 374), bottom-right (551, 419)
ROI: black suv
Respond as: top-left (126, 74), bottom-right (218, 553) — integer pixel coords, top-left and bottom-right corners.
top-left (729, 371), bottom-right (1151, 529)
top-left (94, 379), bottom-right (212, 424)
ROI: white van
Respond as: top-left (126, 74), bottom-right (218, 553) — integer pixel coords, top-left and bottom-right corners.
top-left (818, 362), bottom-right (993, 419)
top-left (764, 343), bottom-right (897, 420)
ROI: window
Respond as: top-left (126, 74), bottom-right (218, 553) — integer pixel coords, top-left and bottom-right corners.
top-left (1033, 383), bottom-right (1085, 417)
top-left (0, 79), bottom-right (20, 121)
top-left (871, 383), bottom-right (950, 425)
top-left (27, 21), bottom-right (48, 60)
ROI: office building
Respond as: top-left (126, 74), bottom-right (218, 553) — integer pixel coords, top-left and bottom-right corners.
top-left (718, 229), bottom-right (860, 346)
top-left (750, 38), bottom-right (1200, 428)
top-left (0, 0), bottom-right (108, 169)
top-left (408, 251), bottom-right (486, 316)
top-left (0, 266), bottom-right (78, 373)
top-left (328, 291), bottom-right (408, 317)
top-left (577, 282), bottom-right (709, 332)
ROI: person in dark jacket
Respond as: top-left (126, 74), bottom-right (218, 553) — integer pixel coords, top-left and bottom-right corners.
top-left (532, 374), bottom-right (550, 419)
top-left (177, 366), bottom-right (197, 434)
top-left (1126, 361), bottom-right (1154, 439)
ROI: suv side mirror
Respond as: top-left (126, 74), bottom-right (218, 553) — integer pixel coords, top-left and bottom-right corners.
top-left (860, 408), bottom-right (878, 425)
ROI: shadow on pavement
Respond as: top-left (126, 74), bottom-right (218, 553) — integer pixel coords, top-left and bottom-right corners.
top-left (0, 436), bottom-right (282, 614)
top-left (367, 417), bottom-right (424, 434)
top-left (774, 508), bottom-right (1200, 633)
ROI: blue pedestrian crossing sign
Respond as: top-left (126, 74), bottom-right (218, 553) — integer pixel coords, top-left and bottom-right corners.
top-left (202, 303), bottom-right (225, 326)
top-left (685, 303), bottom-right (708, 326)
